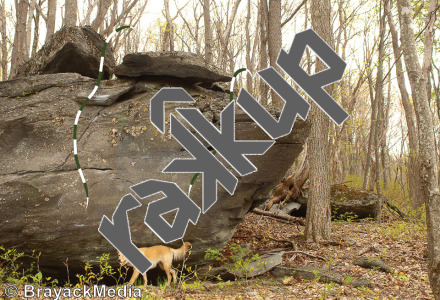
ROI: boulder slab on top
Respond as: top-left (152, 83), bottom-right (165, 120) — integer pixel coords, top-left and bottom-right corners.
top-left (14, 26), bottom-right (116, 80)
top-left (114, 52), bottom-right (232, 83)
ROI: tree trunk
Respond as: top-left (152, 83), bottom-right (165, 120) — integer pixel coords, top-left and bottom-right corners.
top-left (46, 0), bottom-right (56, 41)
top-left (0, 0), bottom-right (8, 80)
top-left (374, 0), bottom-right (386, 220)
top-left (258, 0), bottom-right (268, 104)
top-left (65, 0), bottom-right (78, 27)
top-left (267, 0), bottom-right (282, 107)
top-left (91, 0), bottom-right (113, 32)
top-left (81, 0), bottom-right (96, 25)
top-left (363, 74), bottom-right (376, 190)
top-left (218, 0), bottom-right (241, 69)
top-left (162, 0), bottom-right (174, 51)
top-left (304, 0), bottom-right (333, 242)
top-left (397, 0), bottom-right (440, 297)
top-left (31, 0), bottom-right (41, 57)
top-left (203, 0), bottom-right (212, 63)
top-left (194, 7), bottom-right (201, 55)
top-left (25, 0), bottom-right (35, 59)
top-left (385, 1), bottom-right (422, 208)
top-left (421, 0), bottom-right (436, 102)
top-left (244, 0), bottom-right (254, 94)
top-left (9, 0), bottom-right (29, 79)
top-left (433, 63), bottom-right (440, 122)
top-left (381, 64), bottom-right (391, 191)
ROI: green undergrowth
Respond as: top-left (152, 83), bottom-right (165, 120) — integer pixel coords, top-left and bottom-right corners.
top-left (205, 243), bottom-right (263, 281)
top-left (0, 246), bottom-right (131, 287)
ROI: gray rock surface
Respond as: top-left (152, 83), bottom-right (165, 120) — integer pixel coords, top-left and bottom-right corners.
top-left (114, 52), bottom-right (232, 83)
top-left (293, 185), bottom-right (381, 219)
top-left (14, 26), bottom-right (116, 80)
top-left (0, 73), bottom-right (309, 279)
top-left (74, 79), bottom-right (135, 106)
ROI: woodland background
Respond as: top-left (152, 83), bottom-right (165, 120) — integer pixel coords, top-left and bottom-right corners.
top-left (0, 0), bottom-right (439, 298)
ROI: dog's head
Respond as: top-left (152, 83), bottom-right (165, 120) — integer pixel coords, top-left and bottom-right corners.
top-left (184, 242), bottom-right (192, 253)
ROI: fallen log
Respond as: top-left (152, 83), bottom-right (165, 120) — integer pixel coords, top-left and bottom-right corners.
top-left (252, 208), bottom-right (305, 225)
top-left (354, 257), bottom-right (394, 273)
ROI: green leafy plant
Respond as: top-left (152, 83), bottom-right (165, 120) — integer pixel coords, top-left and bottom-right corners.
top-left (332, 207), bottom-right (359, 222)
top-left (204, 248), bottom-right (225, 263)
top-left (0, 246), bottom-right (58, 286)
top-left (75, 253), bottom-right (126, 287)
top-left (312, 269), bottom-right (321, 283)
top-left (343, 276), bottom-right (353, 284)
top-left (204, 244), bottom-right (265, 281)
top-left (321, 281), bottom-right (335, 299)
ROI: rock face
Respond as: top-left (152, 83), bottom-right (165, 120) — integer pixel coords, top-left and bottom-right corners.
top-left (0, 73), bottom-right (309, 279)
top-left (114, 52), bottom-right (232, 83)
top-left (291, 185), bottom-right (380, 219)
top-left (14, 26), bottom-right (116, 80)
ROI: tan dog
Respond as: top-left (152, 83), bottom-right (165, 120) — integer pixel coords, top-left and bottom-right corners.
top-left (118, 242), bottom-right (191, 287)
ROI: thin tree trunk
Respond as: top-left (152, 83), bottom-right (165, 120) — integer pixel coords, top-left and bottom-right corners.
top-left (363, 74), bottom-right (376, 190)
top-left (162, 0), bottom-right (174, 51)
top-left (304, 0), bottom-right (333, 242)
top-left (433, 62), bottom-right (440, 122)
top-left (31, 0), bottom-right (41, 57)
top-left (421, 0), bottom-right (436, 102)
top-left (81, 0), bottom-right (96, 25)
top-left (381, 59), bottom-right (391, 191)
top-left (245, 0), bottom-right (253, 94)
top-left (26, 0), bottom-right (35, 59)
top-left (91, 0), bottom-right (112, 32)
top-left (46, 0), bottom-right (56, 41)
top-left (9, 0), bottom-right (29, 78)
top-left (267, 0), bottom-right (282, 107)
top-left (218, 0), bottom-right (241, 69)
top-left (258, 0), bottom-right (268, 104)
top-left (397, 0), bottom-right (440, 297)
top-left (374, 0), bottom-right (386, 220)
top-left (203, 0), bottom-right (212, 63)
top-left (65, 0), bottom-right (78, 27)
top-left (0, 0), bottom-right (8, 80)
top-left (385, 1), bottom-right (422, 208)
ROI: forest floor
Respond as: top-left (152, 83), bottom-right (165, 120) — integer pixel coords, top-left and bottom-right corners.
top-left (145, 211), bottom-right (432, 300)
top-left (0, 211), bottom-right (431, 299)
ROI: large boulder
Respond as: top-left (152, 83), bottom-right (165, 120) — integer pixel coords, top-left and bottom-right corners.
top-left (0, 73), bottom-right (309, 279)
top-left (114, 52), bottom-right (232, 83)
top-left (290, 185), bottom-right (381, 219)
top-left (14, 26), bottom-right (116, 80)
